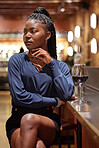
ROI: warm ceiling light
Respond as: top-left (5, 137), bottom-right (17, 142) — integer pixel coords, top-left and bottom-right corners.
top-left (67, 0), bottom-right (72, 3)
top-left (90, 13), bottom-right (97, 29)
top-left (59, 0), bottom-right (65, 12)
top-left (60, 7), bottom-right (65, 12)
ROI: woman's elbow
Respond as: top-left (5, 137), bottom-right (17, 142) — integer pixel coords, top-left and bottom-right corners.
top-left (60, 86), bottom-right (75, 101)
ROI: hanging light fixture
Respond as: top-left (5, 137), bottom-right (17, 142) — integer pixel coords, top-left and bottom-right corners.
top-left (60, 7), bottom-right (65, 12)
top-left (60, 0), bottom-right (65, 12)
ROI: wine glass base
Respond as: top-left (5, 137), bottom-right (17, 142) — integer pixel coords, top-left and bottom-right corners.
top-left (71, 100), bottom-right (89, 112)
top-left (79, 100), bottom-right (87, 104)
top-left (70, 99), bottom-right (80, 104)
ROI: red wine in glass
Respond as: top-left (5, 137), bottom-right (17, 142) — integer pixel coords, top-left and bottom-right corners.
top-left (72, 64), bottom-right (88, 104)
top-left (72, 75), bottom-right (88, 84)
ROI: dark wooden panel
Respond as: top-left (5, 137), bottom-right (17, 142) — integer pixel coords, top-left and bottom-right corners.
top-left (0, 0), bottom-right (89, 19)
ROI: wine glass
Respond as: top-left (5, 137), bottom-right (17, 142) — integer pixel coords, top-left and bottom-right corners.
top-left (72, 64), bottom-right (88, 104)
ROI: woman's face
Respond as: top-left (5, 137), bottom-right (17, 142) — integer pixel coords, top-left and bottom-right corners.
top-left (23, 19), bottom-right (50, 51)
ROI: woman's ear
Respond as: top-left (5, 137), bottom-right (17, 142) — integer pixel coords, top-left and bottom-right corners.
top-left (46, 31), bottom-right (51, 40)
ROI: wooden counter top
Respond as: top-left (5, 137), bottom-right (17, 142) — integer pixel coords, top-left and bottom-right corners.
top-left (67, 89), bottom-right (99, 147)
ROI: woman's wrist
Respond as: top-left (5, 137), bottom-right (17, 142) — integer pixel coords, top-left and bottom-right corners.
top-left (47, 57), bottom-right (53, 64)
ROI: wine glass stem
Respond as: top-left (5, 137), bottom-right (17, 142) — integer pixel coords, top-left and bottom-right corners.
top-left (79, 83), bottom-right (82, 104)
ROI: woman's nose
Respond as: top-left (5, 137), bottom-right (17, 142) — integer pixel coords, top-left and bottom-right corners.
top-left (25, 32), bottom-right (31, 38)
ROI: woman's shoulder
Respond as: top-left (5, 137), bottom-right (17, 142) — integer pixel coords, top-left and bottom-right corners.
top-left (9, 52), bottom-right (26, 63)
top-left (55, 59), bottom-right (68, 68)
top-left (55, 59), bottom-right (70, 73)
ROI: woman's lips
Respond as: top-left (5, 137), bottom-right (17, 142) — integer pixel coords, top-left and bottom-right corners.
top-left (25, 42), bottom-right (32, 45)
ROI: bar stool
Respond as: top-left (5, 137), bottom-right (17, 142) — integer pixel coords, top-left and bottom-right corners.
top-left (52, 99), bottom-right (77, 148)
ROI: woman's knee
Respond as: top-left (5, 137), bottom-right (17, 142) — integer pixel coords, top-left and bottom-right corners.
top-left (20, 113), bottom-right (40, 130)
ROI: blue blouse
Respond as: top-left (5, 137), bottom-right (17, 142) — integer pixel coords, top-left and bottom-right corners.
top-left (8, 52), bottom-right (74, 109)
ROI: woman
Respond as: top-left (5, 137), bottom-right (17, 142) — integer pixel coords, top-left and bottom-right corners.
top-left (6, 7), bottom-right (74, 148)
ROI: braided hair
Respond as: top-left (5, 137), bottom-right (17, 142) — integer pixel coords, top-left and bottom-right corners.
top-left (27, 7), bottom-right (57, 59)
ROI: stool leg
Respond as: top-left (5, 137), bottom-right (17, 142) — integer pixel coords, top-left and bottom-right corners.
top-left (59, 144), bottom-right (61, 148)
top-left (68, 144), bottom-right (70, 148)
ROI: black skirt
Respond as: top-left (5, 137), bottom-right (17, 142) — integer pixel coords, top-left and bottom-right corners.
top-left (6, 106), bottom-right (61, 146)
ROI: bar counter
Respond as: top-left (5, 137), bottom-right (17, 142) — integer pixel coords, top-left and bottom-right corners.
top-left (66, 87), bottom-right (99, 148)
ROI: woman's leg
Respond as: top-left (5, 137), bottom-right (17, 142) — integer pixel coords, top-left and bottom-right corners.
top-left (11, 130), bottom-right (46, 148)
top-left (36, 138), bottom-right (46, 148)
top-left (11, 113), bottom-right (57, 148)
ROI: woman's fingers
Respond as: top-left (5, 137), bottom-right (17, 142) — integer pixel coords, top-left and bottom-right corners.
top-left (32, 48), bottom-right (53, 64)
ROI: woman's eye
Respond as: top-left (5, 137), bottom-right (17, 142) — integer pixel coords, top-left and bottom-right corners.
top-left (23, 30), bottom-right (27, 34)
top-left (31, 29), bottom-right (37, 33)
top-left (23, 29), bottom-right (37, 35)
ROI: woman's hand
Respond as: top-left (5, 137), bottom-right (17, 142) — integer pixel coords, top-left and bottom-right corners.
top-left (31, 48), bottom-right (53, 64)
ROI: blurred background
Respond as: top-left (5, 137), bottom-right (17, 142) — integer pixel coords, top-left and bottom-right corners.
top-left (0, 0), bottom-right (99, 147)
top-left (0, 0), bottom-right (99, 90)
top-left (0, 0), bottom-right (99, 89)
